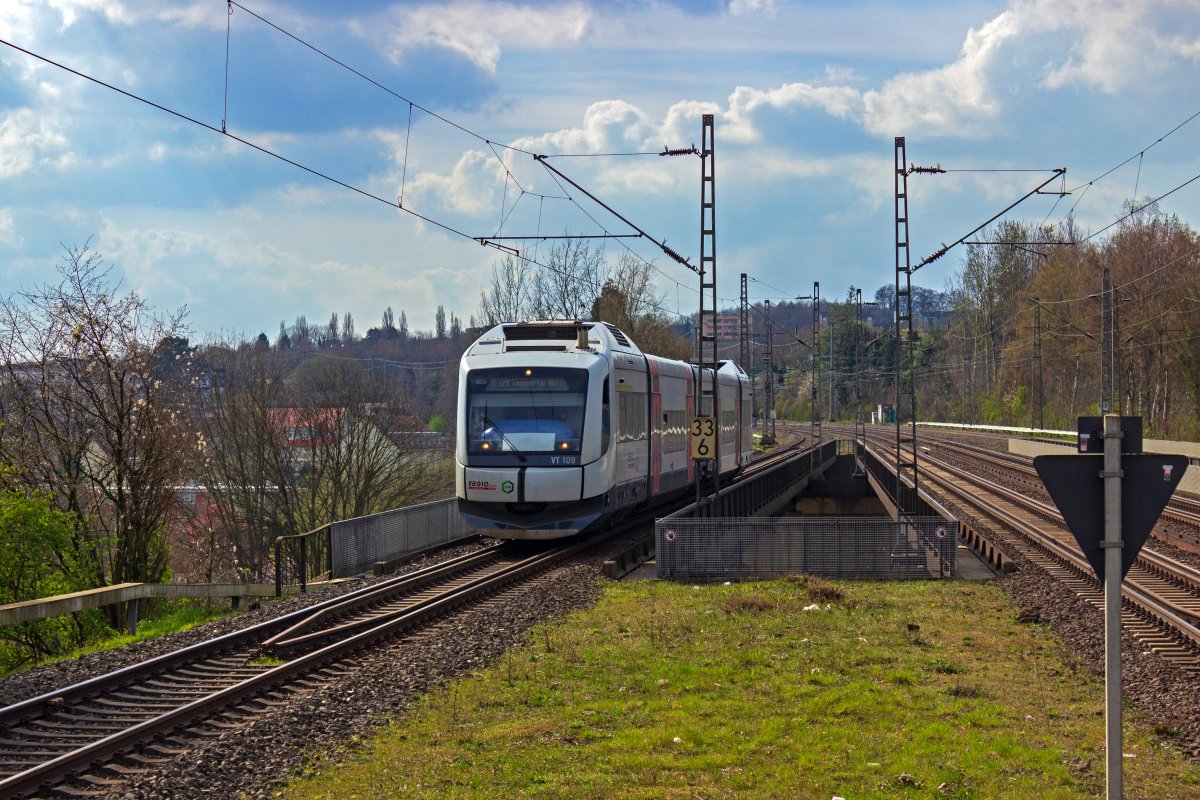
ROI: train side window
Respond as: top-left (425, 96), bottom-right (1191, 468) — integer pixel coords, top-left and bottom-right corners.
top-left (601, 378), bottom-right (610, 456)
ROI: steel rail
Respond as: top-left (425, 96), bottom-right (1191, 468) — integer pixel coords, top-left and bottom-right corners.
top-left (867, 441), bottom-right (1200, 653)
top-left (0, 541), bottom-right (584, 798)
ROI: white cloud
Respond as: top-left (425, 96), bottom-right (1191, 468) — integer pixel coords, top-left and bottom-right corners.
top-left (0, 209), bottom-right (22, 248)
top-left (403, 148), bottom-right (505, 216)
top-left (724, 83), bottom-right (863, 142)
top-left (728, 0), bottom-right (778, 16)
top-left (856, 0), bottom-right (1200, 138)
top-left (0, 109), bottom-right (71, 178)
top-left (862, 9), bottom-right (1018, 138)
top-left (46, 0), bottom-right (134, 29)
top-left (1020, 0), bottom-right (1200, 92)
top-left (513, 100), bottom-right (655, 154)
top-left (381, 1), bottom-right (591, 74)
top-left (30, 0), bottom-right (226, 31)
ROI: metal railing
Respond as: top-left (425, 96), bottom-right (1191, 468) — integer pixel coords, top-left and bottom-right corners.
top-left (656, 516), bottom-right (956, 581)
top-left (275, 498), bottom-right (475, 595)
top-left (858, 441), bottom-right (945, 518)
top-left (687, 440), bottom-right (837, 519)
top-left (653, 439), bottom-right (958, 581)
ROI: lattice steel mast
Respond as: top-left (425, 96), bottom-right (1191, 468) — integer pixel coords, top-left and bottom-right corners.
top-left (809, 281), bottom-right (821, 476)
top-left (696, 113), bottom-right (718, 510)
top-left (894, 137), bottom-right (918, 511)
top-left (740, 272), bottom-right (754, 430)
top-left (1032, 297), bottom-right (1043, 429)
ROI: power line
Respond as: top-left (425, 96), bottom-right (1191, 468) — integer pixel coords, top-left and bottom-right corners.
top-left (0, 32), bottom-right (699, 321)
top-left (0, 36), bottom-right (490, 246)
top-left (228, 1), bottom-right (537, 158)
top-left (1067, 107), bottom-right (1200, 194)
top-left (1076, 171), bottom-right (1200, 244)
top-left (913, 169), bottom-right (1068, 271)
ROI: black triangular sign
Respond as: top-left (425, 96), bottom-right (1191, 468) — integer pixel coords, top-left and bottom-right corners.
top-left (1034, 454), bottom-right (1188, 581)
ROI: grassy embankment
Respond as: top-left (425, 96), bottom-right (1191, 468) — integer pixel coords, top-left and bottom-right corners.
top-left (285, 577), bottom-right (1200, 800)
top-left (1, 600), bottom-right (233, 678)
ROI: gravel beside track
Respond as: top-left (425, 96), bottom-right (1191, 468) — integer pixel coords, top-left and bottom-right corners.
top-left (0, 539), bottom-right (611, 799)
top-left (127, 563), bottom-right (603, 800)
top-left (7, 518), bottom-right (1200, 797)
top-left (0, 542), bottom-right (489, 707)
top-left (996, 545), bottom-right (1200, 761)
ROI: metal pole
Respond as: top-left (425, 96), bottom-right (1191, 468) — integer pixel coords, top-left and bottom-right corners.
top-left (828, 315), bottom-right (835, 422)
top-left (1102, 413), bottom-right (1123, 799)
top-left (274, 537), bottom-right (283, 597)
top-left (810, 282), bottom-right (821, 476)
top-left (696, 113), bottom-right (718, 512)
top-left (1101, 267), bottom-right (1113, 413)
top-left (1033, 297), bottom-right (1043, 430)
top-left (765, 300), bottom-right (775, 444)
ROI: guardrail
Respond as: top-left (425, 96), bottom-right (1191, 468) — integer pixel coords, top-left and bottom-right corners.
top-left (0, 582), bottom-right (288, 634)
top-left (681, 439), bottom-right (837, 519)
top-left (275, 497), bottom-right (478, 595)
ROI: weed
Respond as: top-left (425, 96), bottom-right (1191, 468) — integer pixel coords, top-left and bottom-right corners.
top-left (248, 654), bottom-right (287, 667)
top-left (722, 594), bottom-right (776, 615)
top-left (931, 659), bottom-right (966, 675)
top-left (805, 578), bottom-right (845, 603)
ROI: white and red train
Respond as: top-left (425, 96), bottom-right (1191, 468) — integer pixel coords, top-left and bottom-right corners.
top-left (456, 321), bottom-right (753, 539)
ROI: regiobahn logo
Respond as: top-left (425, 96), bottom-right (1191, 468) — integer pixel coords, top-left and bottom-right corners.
top-left (467, 479), bottom-right (516, 495)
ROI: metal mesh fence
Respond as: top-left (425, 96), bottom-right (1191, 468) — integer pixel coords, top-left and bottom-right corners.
top-left (330, 498), bottom-right (472, 577)
top-left (656, 516), bottom-right (956, 581)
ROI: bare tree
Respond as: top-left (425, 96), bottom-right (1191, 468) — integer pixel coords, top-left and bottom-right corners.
top-left (589, 255), bottom-right (690, 359)
top-left (191, 341), bottom-right (297, 582)
top-left (477, 254), bottom-right (533, 325)
top-left (284, 356), bottom-right (451, 527)
top-left (292, 315), bottom-right (312, 348)
top-left (323, 313), bottom-right (340, 347)
top-left (530, 238), bottom-right (608, 320)
top-left (435, 305), bottom-right (447, 339)
top-left (0, 245), bottom-right (197, 624)
top-left (342, 312), bottom-right (357, 344)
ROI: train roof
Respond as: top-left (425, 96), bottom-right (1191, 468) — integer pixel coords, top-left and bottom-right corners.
top-left (465, 321), bottom-right (643, 359)
top-left (464, 321), bottom-right (749, 380)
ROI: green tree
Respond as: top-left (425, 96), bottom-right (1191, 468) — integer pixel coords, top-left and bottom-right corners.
top-left (0, 466), bottom-right (95, 668)
top-left (0, 245), bottom-right (197, 628)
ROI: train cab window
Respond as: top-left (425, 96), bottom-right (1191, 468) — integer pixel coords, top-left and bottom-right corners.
top-left (466, 367), bottom-right (588, 454)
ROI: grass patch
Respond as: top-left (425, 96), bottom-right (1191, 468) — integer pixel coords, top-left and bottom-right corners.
top-left (283, 580), bottom-right (1200, 800)
top-left (5, 599), bottom-right (234, 677)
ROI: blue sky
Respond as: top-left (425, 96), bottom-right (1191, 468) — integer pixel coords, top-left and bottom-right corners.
top-left (2, 0), bottom-right (1199, 340)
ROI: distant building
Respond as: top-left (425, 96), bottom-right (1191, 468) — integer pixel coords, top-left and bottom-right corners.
top-left (701, 313), bottom-right (753, 344)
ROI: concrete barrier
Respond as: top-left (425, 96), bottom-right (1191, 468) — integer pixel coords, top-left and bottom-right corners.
top-left (1008, 438), bottom-right (1200, 495)
top-left (0, 582), bottom-right (291, 632)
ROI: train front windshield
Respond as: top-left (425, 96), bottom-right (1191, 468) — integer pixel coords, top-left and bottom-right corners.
top-left (466, 367), bottom-right (588, 455)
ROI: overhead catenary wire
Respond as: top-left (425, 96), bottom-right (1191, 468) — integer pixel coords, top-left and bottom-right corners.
top-left (226, 2), bottom-right (697, 277)
top-left (0, 33), bottom-right (694, 323)
top-left (913, 169), bottom-right (1068, 271)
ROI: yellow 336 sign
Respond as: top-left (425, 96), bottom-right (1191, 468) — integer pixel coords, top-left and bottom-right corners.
top-left (689, 416), bottom-right (716, 460)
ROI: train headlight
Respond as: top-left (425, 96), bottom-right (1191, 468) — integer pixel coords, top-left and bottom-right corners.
top-left (524, 368), bottom-right (533, 376)
top-left (481, 442), bottom-right (491, 451)
top-left (560, 442), bottom-right (569, 450)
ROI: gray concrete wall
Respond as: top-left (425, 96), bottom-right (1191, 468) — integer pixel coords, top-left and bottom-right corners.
top-left (1009, 438), bottom-right (1200, 495)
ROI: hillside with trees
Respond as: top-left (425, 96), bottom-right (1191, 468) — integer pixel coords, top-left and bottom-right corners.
top-left (754, 207), bottom-right (1200, 440)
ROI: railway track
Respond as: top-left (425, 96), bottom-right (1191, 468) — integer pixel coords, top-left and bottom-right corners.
top-left (0, 538), bottom-right (593, 798)
top-left (0, 436), bottom-right (831, 798)
top-left (918, 433), bottom-right (1200, 553)
top-left (858, 432), bottom-right (1200, 672)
